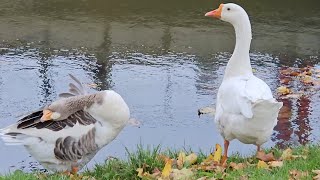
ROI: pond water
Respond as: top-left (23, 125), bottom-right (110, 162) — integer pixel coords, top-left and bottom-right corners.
top-left (0, 0), bottom-right (319, 173)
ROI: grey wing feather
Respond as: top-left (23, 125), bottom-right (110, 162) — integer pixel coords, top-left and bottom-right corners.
top-left (68, 74), bottom-right (87, 94)
top-left (58, 74), bottom-right (87, 98)
top-left (54, 128), bottom-right (98, 161)
top-left (59, 93), bottom-right (75, 98)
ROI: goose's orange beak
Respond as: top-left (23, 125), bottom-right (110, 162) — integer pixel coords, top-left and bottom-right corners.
top-left (205, 4), bottom-right (223, 19)
top-left (40, 110), bottom-right (53, 122)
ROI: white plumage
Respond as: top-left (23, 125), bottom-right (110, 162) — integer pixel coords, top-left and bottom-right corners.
top-left (205, 3), bottom-right (283, 160)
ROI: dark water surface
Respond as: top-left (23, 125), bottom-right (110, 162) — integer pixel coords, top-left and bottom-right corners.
top-left (0, 0), bottom-right (319, 173)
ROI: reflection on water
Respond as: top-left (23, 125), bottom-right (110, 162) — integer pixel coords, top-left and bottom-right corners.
top-left (0, 0), bottom-right (319, 173)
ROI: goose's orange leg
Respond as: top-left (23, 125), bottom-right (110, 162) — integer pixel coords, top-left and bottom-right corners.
top-left (221, 140), bottom-right (229, 165)
top-left (71, 166), bottom-right (79, 175)
top-left (257, 145), bottom-right (261, 152)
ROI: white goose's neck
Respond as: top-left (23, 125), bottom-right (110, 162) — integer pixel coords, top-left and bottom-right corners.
top-left (224, 16), bottom-right (253, 80)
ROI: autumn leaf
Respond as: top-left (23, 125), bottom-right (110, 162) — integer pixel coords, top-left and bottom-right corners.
top-left (213, 144), bottom-right (222, 163)
top-left (162, 159), bottom-right (173, 178)
top-left (289, 170), bottom-right (308, 180)
top-left (257, 160), bottom-right (268, 169)
top-left (277, 86), bottom-right (292, 95)
top-left (281, 148), bottom-right (293, 160)
top-left (177, 152), bottom-right (186, 169)
top-left (268, 161), bottom-right (284, 168)
top-left (280, 68), bottom-right (299, 76)
top-left (300, 75), bottom-right (313, 85)
top-left (171, 168), bottom-right (194, 180)
top-left (312, 170), bottom-right (320, 180)
top-left (239, 175), bottom-right (249, 180)
top-left (229, 162), bottom-right (247, 170)
top-left (136, 168), bottom-right (144, 178)
top-left (280, 77), bottom-right (292, 85)
top-left (185, 153), bottom-right (198, 165)
top-left (256, 151), bottom-right (276, 162)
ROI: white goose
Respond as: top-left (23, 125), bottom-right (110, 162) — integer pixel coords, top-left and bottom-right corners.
top-left (205, 3), bottom-right (283, 161)
top-left (0, 74), bottom-right (130, 173)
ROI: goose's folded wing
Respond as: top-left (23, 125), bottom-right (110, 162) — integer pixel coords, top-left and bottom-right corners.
top-left (2, 110), bottom-right (99, 162)
top-left (16, 110), bottom-right (96, 132)
top-left (217, 76), bottom-right (274, 119)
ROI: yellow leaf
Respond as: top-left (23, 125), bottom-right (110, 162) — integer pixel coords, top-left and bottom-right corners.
top-left (136, 168), bottom-right (144, 178)
top-left (301, 75), bottom-right (313, 84)
top-left (185, 153), bottom-right (198, 165)
top-left (162, 159), bottom-right (172, 178)
top-left (257, 160), bottom-right (268, 169)
top-left (277, 86), bottom-right (291, 95)
top-left (213, 144), bottom-right (222, 163)
top-left (281, 148), bottom-right (293, 160)
top-left (268, 161), bottom-right (284, 168)
top-left (177, 152), bottom-right (186, 169)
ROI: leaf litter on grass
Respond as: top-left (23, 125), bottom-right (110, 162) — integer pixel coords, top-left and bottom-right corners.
top-left (136, 144), bottom-right (312, 180)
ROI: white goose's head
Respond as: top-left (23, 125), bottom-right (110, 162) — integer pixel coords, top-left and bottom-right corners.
top-left (205, 3), bottom-right (249, 26)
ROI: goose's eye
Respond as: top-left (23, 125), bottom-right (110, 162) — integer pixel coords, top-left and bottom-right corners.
top-left (227, 8), bottom-right (231, 11)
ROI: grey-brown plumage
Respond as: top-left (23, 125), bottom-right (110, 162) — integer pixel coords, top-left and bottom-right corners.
top-left (16, 110), bottom-right (96, 131)
top-left (0, 74), bottom-right (130, 173)
top-left (54, 128), bottom-right (98, 161)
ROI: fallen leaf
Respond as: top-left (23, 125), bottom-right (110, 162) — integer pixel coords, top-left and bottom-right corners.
top-left (292, 155), bottom-right (307, 160)
top-left (280, 77), bottom-right (292, 85)
top-left (312, 170), bottom-right (320, 180)
top-left (289, 170), bottom-right (308, 180)
top-left (268, 161), bottom-right (284, 168)
top-left (256, 151), bottom-right (276, 162)
top-left (239, 175), bottom-right (249, 180)
top-left (185, 153), bottom-right (198, 165)
top-left (281, 148), bottom-right (293, 160)
top-left (282, 93), bottom-right (303, 99)
top-left (300, 75), bottom-right (313, 85)
top-left (277, 86), bottom-right (292, 95)
top-left (229, 162), bottom-right (247, 170)
top-left (213, 144), bottom-right (222, 163)
top-left (152, 168), bottom-right (161, 178)
top-left (214, 166), bottom-right (226, 173)
top-left (171, 168), bottom-right (194, 180)
top-left (162, 159), bottom-right (173, 178)
top-left (198, 106), bottom-right (215, 117)
top-left (136, 168), bottom-right (144, 178)
top-left (280, 68), bottom-right (299, 76)
top-left (177, 152), bottom-right (186, 169)
top-left (257, 160), bottom-right (268, 169)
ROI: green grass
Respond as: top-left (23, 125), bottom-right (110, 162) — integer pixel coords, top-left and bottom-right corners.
top-left (1, 145), bottom-right (320, 180)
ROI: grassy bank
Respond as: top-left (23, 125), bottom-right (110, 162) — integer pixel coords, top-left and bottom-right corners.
top-left (1, 144), bottom-right (320, 180)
